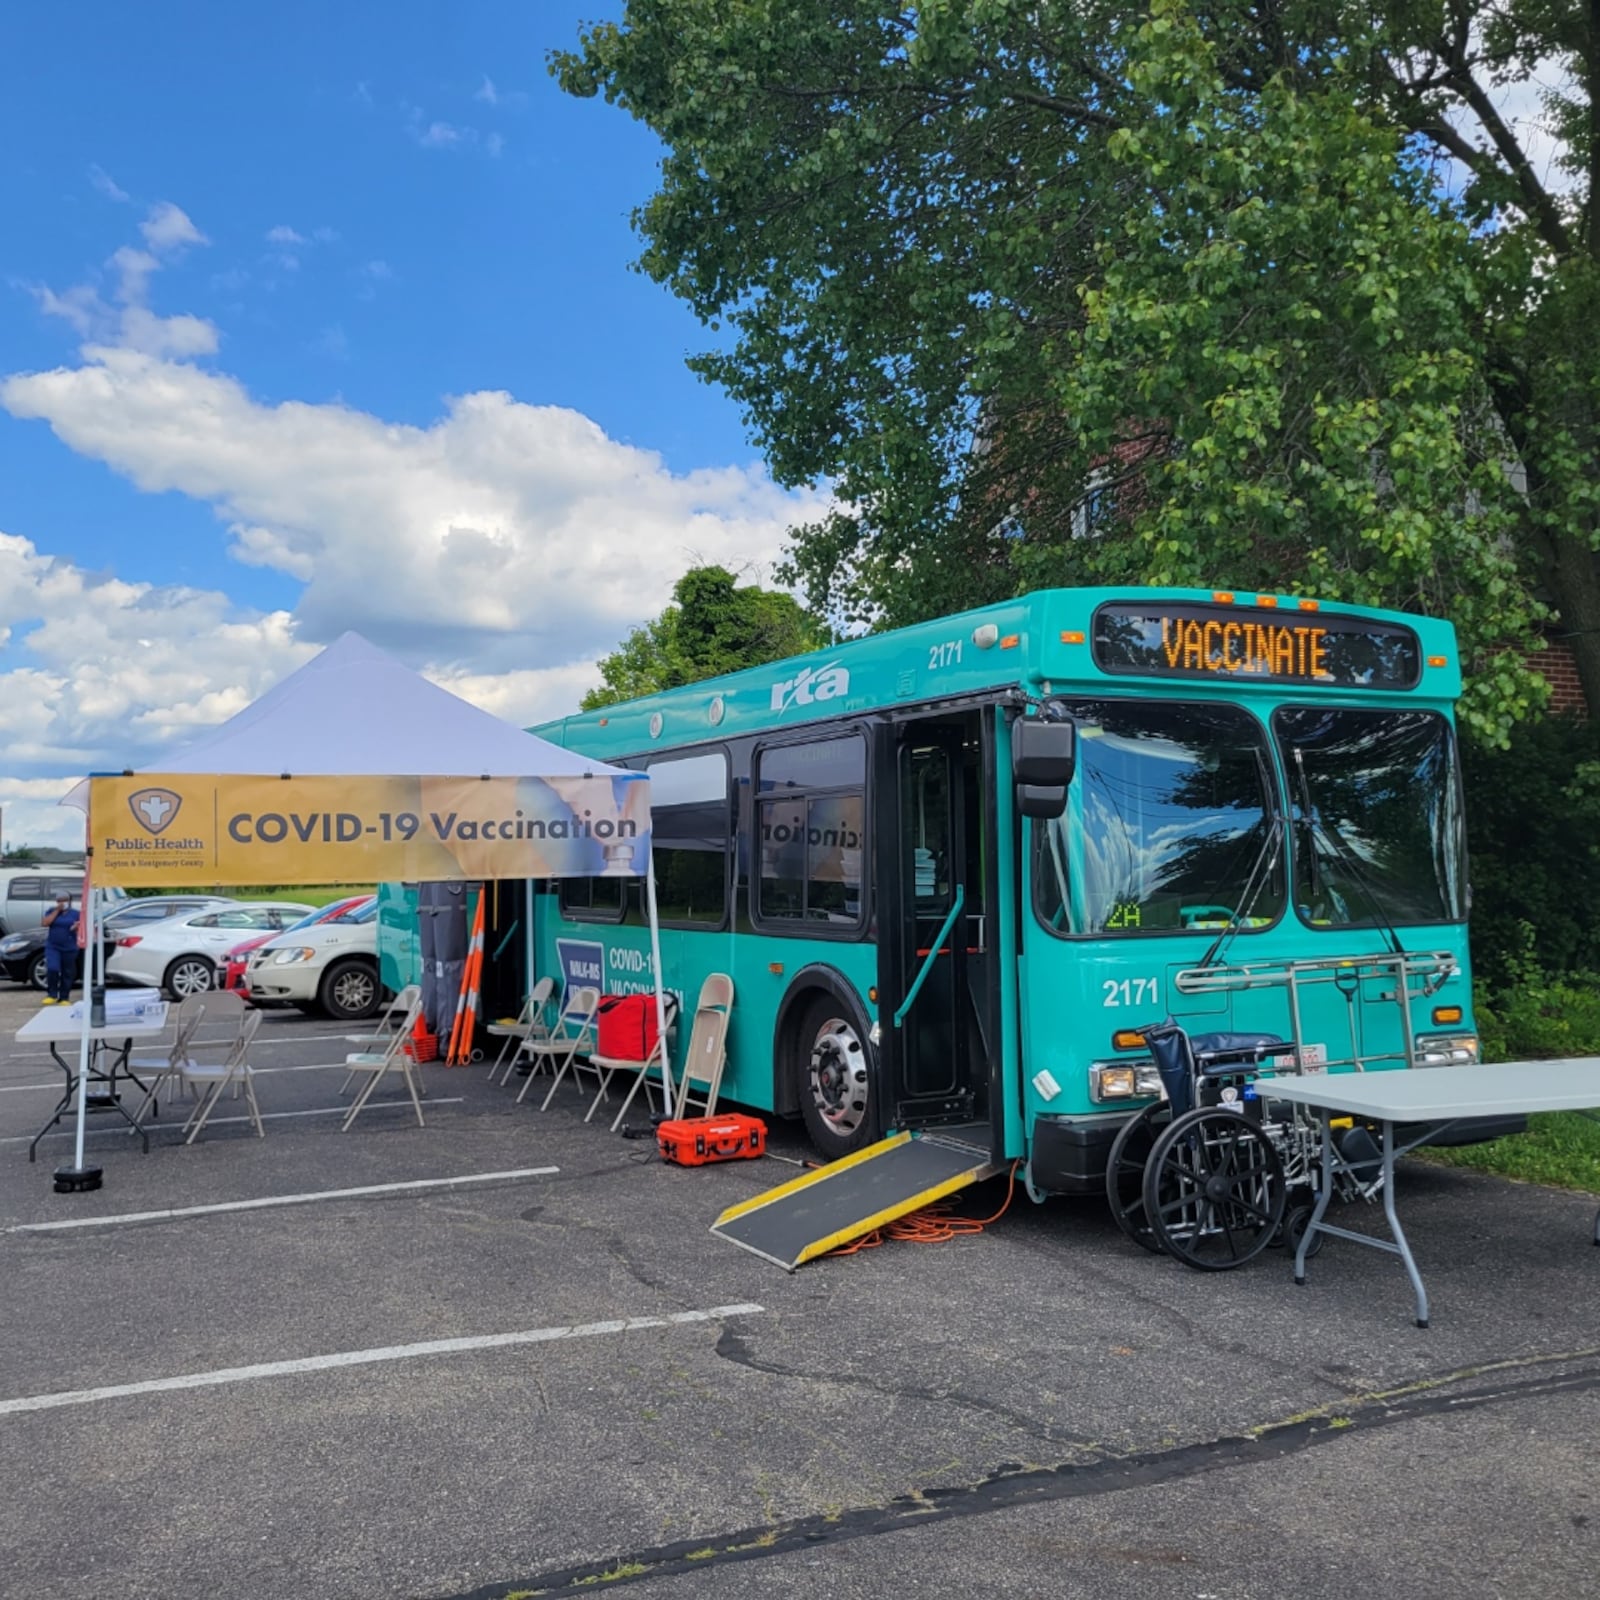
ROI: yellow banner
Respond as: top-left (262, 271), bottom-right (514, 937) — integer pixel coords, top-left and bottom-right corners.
top-left (89, 773), bottom-right (651, 887)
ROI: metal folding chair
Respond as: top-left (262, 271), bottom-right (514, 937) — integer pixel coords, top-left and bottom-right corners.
top-left (340, 991), bottom-right (427, 1130)
top-left (180, 1008), bottom-right (266, 1144)
top-left (487, 976), bottom-right (556, 1083)
top-left (517, 987), bottom-right (600, 1108)
top-left (672, 974), bottom-right (734, 1121)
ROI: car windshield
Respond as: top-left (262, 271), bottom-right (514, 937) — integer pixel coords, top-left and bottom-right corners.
top-left (1033, 699), bottom-right (1282, 936)
top-left (326, 899), bottom-right (376, 924)
top-left (1274, 707), bottom-right (1466, 927)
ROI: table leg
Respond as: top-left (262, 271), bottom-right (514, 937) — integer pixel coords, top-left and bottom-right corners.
top-left (1294, 1107), bottom-right (1336, 1285)
top-left (1377, 1119), bottom-right (1429, 1328)
top-left (28, 1039), bottom-right (150, 1161)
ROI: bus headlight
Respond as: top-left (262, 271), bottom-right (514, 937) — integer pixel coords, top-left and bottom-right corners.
top-left (1413, 1033), bottom-right (1479, 1067)
top-left (1091, 1061), bottom-right (1165, 1102)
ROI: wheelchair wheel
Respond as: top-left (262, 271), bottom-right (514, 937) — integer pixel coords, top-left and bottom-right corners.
top-left (1142, 1107), bottom-right (1286, 1271)
top-left (1104, 1102), bottom-right (1170, 1253)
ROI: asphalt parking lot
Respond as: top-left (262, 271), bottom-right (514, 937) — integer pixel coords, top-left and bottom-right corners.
top-left (1, 981), bottom-right (1596, 1600)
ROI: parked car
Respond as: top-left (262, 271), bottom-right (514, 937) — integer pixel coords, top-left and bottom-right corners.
top-left (221, 896), bottom-right (370, 998)
top-left (0, 869), bottom-right (127, 935)
top-left (244, 897), bottom-right (383, 1020)
top-left (108, 902), bottom-right (316, 998)
top-left (0, 895), bottom-right (235, 989)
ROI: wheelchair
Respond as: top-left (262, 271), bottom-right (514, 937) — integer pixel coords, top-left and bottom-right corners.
top-left (1104, 1021), bottom-right (1382, 1271)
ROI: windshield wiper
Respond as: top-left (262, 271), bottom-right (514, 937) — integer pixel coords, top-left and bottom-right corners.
top-left (1196, 787), bottom-right (1284, 972)
top-left (1290, 745), bottom-right (1405, 956)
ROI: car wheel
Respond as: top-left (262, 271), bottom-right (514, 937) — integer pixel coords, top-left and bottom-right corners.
top-left (28, 952), bottom-right (48, 991)
top-left (319, 959), bottom-right (380, 1021)
top-left (164, 955), bottom-right (216, 1000)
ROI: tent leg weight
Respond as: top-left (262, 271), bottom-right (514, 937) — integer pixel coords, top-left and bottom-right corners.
top-left (53, 1163), bottom-right (103, 1193)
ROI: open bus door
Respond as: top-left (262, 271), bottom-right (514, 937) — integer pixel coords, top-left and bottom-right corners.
top-left (875, 711), bottom-right (996, 1146)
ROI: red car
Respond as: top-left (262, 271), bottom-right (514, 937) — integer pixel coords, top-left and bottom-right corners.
top-left (223, 896), bottom-right (371, 1001)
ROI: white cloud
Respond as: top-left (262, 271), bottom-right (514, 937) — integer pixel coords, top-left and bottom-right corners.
top-left (416, 119), bottom-right (466, 149)
top-left (29, 207), bottom-right (218, 359)
top-left (0, 211), bottom-right (825, 856)
top-left (486, 132), bottom-right (505, 159)
top-left (0, 528), bottom-right (309, 849)
top-left (140, 201), bottom-right (207, 253)
top-left (0, 349), bottom-right (819, 674)
top-left (88, 165), bottom-right (130, 203)
top-left (475, 75), bottom-right (499, 108)
top-left (266, 225), bottom-right (307, 246)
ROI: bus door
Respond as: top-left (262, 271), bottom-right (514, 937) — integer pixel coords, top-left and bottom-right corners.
top-left (877, 713), bottom-right (994, 1135)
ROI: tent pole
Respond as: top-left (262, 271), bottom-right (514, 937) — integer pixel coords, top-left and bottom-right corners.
top-left (643, 846), bottom-right (673, 1116)
top-left (59, 864), bottom-right (102, 1192)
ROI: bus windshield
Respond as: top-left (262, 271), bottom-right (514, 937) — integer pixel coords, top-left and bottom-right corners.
top-left (1275, 706), bottom-right (1466, 928)
top-left (1033, 700), bottom-right (1282, 937)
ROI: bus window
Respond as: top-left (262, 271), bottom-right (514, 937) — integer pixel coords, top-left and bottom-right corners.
top-left (1032, 700), bottom-right (1281, 937)
top-left (1274, 706), bottom-right (1465, 928)
top-left (558, 875), bottom-right (627, 922)
top-left (755, 734), bottom-right (866, 931)
top-left (647, 750), bottom-right (730, 927)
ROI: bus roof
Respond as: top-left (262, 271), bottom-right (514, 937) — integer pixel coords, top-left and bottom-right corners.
top-left (533, 586), bottom-right (1462, 757)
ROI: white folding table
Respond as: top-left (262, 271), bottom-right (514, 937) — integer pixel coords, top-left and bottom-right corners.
top-left (1267, 1059), bottom-right (1600, 1327)
top-left (16, 1002), bottom-right (170, 1161)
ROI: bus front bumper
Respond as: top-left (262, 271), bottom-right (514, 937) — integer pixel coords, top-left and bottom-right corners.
top-left (1028, 1113), bottom-right (1127, 1196)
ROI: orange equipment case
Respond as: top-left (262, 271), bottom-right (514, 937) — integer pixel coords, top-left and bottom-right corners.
top-left (656, 1114), bottom-right (767, 1166)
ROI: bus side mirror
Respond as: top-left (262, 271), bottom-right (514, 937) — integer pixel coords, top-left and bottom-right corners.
top-left (1018, 784), bottom-right (1068, 820)
top-left (1013, 718), bottom-right (1076, 786)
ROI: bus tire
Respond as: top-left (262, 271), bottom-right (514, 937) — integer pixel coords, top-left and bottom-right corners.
top-left (794, 994), bottom-right (876, 1161)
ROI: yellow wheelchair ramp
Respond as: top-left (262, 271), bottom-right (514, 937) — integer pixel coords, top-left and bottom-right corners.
top-left (711, 1130), bottom-right (1003, 1271)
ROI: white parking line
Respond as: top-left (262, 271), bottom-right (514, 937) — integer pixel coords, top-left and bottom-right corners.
top-left (0, 1097), bottom-right (467, 1145)
top-left (5, 1166), bottom-right (560, 1232)
top-left (0, 1304), bottom-right (765, 1417)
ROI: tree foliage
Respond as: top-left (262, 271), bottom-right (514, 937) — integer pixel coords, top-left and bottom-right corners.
top-left (580, 565), bottom-right (827, 709)
top-left (554, 0), bottom-right (1597, 741)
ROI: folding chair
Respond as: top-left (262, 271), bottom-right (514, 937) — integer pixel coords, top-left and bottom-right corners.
top-left (487, 976), bottom-right (556, 1083)
top-left (585, 992), bottom-right (684, 1131)
top-left (517, 986), bottom-right (600, 1108)
top-left (180, 1007), bottom-right (266, 1144)
top-left (127, 995), bottom-right (208, 1125)
top-left (344, 983), bottom-right (421, 1056)
top-left (672, 974), bottom-right (734, 1120)
top-left (341, 991), bottom-right (427, 1130)
top-left (339, 988), bottom-right (423, 1094)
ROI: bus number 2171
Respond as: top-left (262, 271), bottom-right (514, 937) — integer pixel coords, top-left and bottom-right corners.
top-left (1102, 978), bottom-right (1159, 1007)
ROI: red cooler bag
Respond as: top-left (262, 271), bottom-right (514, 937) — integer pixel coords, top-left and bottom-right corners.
top-left (596, 993), bottom-right (672, 1060)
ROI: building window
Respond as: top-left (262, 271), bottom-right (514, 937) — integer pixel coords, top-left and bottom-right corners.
top-left (1070, 466), bottom-right (1115, 541)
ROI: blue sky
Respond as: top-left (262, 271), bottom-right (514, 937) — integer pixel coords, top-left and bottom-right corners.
top-left (0, 1), bottom-right (815, 849)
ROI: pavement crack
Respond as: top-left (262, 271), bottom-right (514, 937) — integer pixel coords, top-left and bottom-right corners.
top-left (434, 1350), bottom-right (1600, 1600)
top-left (712, 1325), bottom-right (1103, 1453)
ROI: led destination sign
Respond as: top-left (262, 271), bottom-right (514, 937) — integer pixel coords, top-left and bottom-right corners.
top-left (1091, 602), bottom-right (1421, 688)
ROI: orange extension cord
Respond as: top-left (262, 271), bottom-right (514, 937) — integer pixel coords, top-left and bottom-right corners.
top-left (825, 1160), bottom-right (1020, 1257)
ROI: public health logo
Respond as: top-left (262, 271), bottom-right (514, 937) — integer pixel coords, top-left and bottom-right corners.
top-left (129, 787), bottom-right (183, 836)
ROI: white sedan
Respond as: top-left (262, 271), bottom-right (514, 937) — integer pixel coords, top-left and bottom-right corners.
top-left (244, 897), bottom-right (383, 1020)
top-left (108, 902), bottom-right (316, 998)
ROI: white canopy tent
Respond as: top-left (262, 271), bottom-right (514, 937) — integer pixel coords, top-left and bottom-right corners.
top-left (55, 632), bottom-right (668, 1188)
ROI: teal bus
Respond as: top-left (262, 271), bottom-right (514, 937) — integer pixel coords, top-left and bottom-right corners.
top-left (529, 586), bottom-right (1484, 1194)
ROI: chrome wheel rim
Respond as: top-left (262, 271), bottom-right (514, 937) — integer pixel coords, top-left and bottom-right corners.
top-left (808, 1016), bottom-right (869, 1137)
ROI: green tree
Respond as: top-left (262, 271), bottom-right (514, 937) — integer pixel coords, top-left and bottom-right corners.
top-left (554, 0), bottom-right (1596, 740)
top-left (581, 565), bottom-right (827, 709)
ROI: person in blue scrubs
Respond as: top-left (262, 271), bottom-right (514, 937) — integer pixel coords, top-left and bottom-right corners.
top-left (41, 896), bottom-right (79, 1004)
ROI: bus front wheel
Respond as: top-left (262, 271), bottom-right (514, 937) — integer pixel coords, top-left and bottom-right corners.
top-left (795, 999), bottom-right (875, 1161)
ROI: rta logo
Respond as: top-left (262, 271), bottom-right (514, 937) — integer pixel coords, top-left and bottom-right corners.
top-left (128, 787), bottom-right (183, 836)
top-left (769, 663), bottom-right (849, 712)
